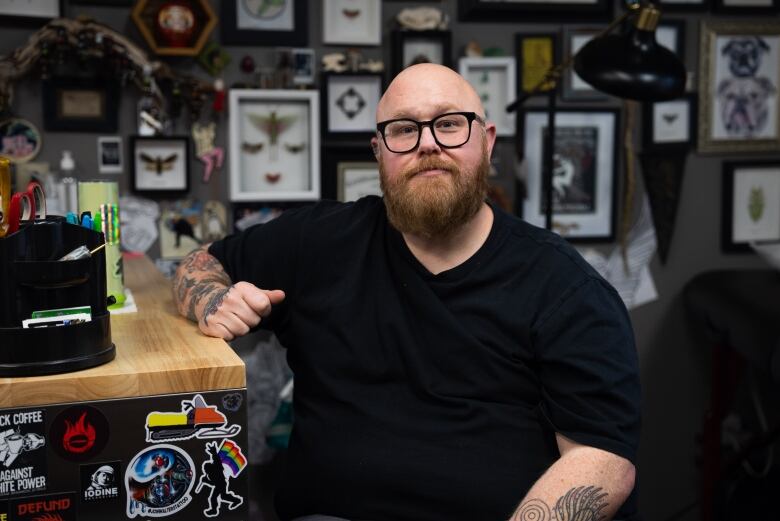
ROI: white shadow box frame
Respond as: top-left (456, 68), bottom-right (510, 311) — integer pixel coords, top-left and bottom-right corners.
top-left (323, 0), bottom-right (381, 45)
top-left (458, 56), bottom-right (517, 137)
top-left (229, 89), bottom-right (320, 201)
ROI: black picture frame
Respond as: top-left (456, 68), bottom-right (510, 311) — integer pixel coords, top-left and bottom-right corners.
top-left (655, 0), bottom-right (710, 12)
top-left (562, 26), bottom-right (610, 102)
top-left (0, 0), bottom-right (62, 25)
top-left (515, 32), bottom-right (560, 100)
top-left (130, 135), bottom-right (190, 197)
top-left (391, 30), bottom-right (452, 77)
top-left (721, 161), bottom-right (780, 253)
top-left (42, 76), bottom-right (119, 133)
top-left (322, 146), bottom-right (378, 201)
top-left (459, 0), bottom-right (612, 22)
top-left (321, 72), bottom-right (384, 142)
top-left (656, 19), bottom-right (686, 60)
top-left (220, 0), bottom-right (308, 46)
top-left (712, 0), bottom-right (778, 14)
top-left (642, 93), bottom-right (698, 152)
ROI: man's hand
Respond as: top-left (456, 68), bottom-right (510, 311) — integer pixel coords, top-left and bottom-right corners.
top-left (199, 282), bottom-right (285, 341)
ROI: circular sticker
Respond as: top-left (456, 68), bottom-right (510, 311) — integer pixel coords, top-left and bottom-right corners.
top-left (125, 444), bottom-right (196, 518)
top-left (0, 118), bottom-right (41, 164)
top-left (49, 405), bottom-right (110, 462)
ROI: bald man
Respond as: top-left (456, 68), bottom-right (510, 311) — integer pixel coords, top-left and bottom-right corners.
top-left (173, 64), bottom-right (640, 521)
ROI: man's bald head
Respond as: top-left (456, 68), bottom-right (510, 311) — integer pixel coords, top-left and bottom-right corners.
top-left (376, 64), bottom-right (486, 122)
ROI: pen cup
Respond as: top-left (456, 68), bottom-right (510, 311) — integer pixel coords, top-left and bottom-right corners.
top-left (78, 180), bottom-right (125, 309)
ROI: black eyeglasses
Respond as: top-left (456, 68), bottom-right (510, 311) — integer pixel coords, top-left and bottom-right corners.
top-left (376, 112), bottom-right (484, 153)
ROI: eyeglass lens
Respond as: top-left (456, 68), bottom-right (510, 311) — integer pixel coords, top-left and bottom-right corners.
top-left (383, 113), bottom-right (472, 152)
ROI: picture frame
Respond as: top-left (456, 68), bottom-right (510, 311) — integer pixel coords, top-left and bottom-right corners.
top-left (130, 136), bottom-right (190, 196)
top-left (721, 161), bottom-right (780, 252)
top-left (42, 76), bottom-right (119, 133)
top-left (97, 136), bottom-right (123, 174)
top-left (698, 21), bottom-right (780, 154)
top-left (391, 30), bottom-right (452, 77)
top-left (323, 0), bottom-right (381, 46)
top-left (521, 108), bottom-right (619, 242)
top-left (515, 32), bottom-right (560, 99)
top-left (458, 0), bottom-right (612, 22)
top-left (656, 0), bottom-right (710, 11)
top-left (131, 0), bottom-right (216, 56)
top-left (562, 27), bottom-right (610, 101)
top-left (322, 72), bottom-right (383, 140)
top-left (713, 0), bottom-right (779, 15)
top-left (322, 146), bottom-right (379, 201)
top-left (0, 118), bottom-right (42, 164)
top-left (458, 57), bottom-right (517, 137)
top-left (656, 19), bottom-right (686, 60)
top-left (0, 0), bottom-right (61, 24)
top-left (292, 48), bottom-right (316, 85)
top-left (229, 89), bottom-right (320, 202)
top-left (220, 0), bottom-right (307, 46)
top-left (642, 93), bottom-right (698, 151)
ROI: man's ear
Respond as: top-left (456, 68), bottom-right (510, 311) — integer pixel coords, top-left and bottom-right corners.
top-left (370, 137), bottom-right (380, 159)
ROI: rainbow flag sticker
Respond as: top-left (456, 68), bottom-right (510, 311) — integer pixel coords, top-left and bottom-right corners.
top-left (218, 439), bottom-right (247, 477)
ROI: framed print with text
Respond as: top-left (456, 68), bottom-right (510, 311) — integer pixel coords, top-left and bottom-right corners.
top-left (459, 57), bottom-right (516, 137)
top-left (220, 0), bottom-right (307, 46)
top-left (722, 161), bottom-right (780, 252)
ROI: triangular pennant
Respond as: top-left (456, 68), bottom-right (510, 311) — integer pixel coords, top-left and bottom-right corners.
top-left (639, 153), bottom-right (688, 264)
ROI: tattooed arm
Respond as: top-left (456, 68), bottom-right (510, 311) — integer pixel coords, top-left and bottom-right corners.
top-left (509, 434), bottom-right (635, 521)
top-left (172, 245), bottom-right (285, 341)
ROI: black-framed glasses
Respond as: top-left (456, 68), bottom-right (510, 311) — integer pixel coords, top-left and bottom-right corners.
top-left (376, 112), bottom-right (484, 153)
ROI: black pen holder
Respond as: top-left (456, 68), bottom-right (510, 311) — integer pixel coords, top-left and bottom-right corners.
top-left (0, 218), bottom-right (115, 376)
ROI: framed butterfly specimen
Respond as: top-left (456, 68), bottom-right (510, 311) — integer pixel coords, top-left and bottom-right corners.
top-left (130, 135), bottom-right (190, 195)
top-left (642, 93), bottom-right (698, 152)
top-left (321, 72), bottom-right (383, 140)
top-left (323, 0), bottom-right (381, 45)
top-left (229, 89), bottom-right (320, 201)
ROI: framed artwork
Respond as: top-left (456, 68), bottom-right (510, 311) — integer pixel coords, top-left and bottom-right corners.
top-left (713, 0), bottom-right (779, 15)
top-left (698, 22), bottom-right (780, 154)
top-left (391, 30), bottom-right (452, 76)
top-left (656, 19), bottom-right (686, 60)
top-left (722, 161), bottom-right (780, 252)
top-left (0, 0), bottom-right (61, 24)
top-left (323, 0), bottom-right (381, 45)
top-left (220, 0), bottom-right (307, 46)
top-left (292, 48), bottom-right (316, 85)
top-left (458, 0), bottom-right (612, 22)
top-left (0, 118), bottom-right (41, 164)
top-left (563, 27), bottom-right (609, 101)
top-left (656, 0), bottom-right (710, 11)
top-left (515, 32), bottom-right (559, 99)
top-left (229, 89), bottom-right (320, 201)
top-left (42, 76), bottom-right (119, 132)
top-left (322, 146), bottom-right (378, 201)
top-left (322, 72), bottom-right (383, 140)
top-left (131, 0), bottom-right (216, 56)
top-left (197, 41), bottom-right (231, 77)
top-left (97, 136), bottom-right (123, 174)
top-left (642, 94), bottom-right (698, 151)
top-left (521, 108), bottom-right (619, 242)
top-left (458, 57), bottom-right (516, 137)
top-left (130, 136), bottom-right (190, 195)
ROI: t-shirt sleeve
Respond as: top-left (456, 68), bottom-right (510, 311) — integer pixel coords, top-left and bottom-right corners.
top-left (533, 277), bottom-right (641, 463)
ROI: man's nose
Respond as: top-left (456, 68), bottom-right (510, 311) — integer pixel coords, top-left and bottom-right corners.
top-left (417, 125), bottom-right (440, 153)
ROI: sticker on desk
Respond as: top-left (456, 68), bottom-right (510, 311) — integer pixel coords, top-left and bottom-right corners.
top-left (9, 492), bottom-right (76, 521)
top-left (0, 408), bottom-right (47, 497)
top-left (125, 444), bottom-right (196, 518)
top-left (80, 461), bottom-right (121, 503)
top-left (196, 439), bottom-right (246, 517)
top-left (144, 394), bottom-right (241, 443)
top-left (221, 393), bottom-right (243, 413)
top-left (48, 405), bottom-right (109, 462)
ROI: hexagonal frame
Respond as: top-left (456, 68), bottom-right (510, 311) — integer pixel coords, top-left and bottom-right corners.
top-left (131, 0), bottom-right (216, 57)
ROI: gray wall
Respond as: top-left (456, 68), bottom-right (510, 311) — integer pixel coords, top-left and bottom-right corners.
top-left (2, 1), bottom-right (776, 519)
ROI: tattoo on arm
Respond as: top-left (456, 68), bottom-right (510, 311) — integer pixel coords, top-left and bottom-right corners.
top-left (173, 245), bottom-right (233, 321)
top-left (203, 286), bottom-right (232, 326)
top-left (514, 486), bottom-right (608, 521)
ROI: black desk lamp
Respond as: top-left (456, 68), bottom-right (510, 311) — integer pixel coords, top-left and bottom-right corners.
top-left (507, 2), bottom-right (686, 232)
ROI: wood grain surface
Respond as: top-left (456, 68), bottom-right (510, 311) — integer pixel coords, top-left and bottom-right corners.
top-left (0, 254), bottom-right (245, 408)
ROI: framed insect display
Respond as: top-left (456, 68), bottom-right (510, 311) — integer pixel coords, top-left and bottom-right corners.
top-left (722, 161), bottom-right (780, 252)
top-left (323, 0), bottom-right (381, 45)
top-left (458, 57), bottom-right (516, 137)
top-left (322, 72), bottom-right (383, 140)
top-left (229, 89), bottom-right (320, 201)
top-left (130, 136), bottom-right (190, 196)
top-left (391, 30), bottom-right (452, 77)
top-left (642, 93), bottom-right (698, 152)
top-left (220, 0), bottom-right (307, 46)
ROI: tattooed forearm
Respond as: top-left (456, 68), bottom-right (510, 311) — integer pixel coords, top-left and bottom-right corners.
top-left (172, 245), bottom-right (233, 322)
top-left (513, 486), bottom-right (609, 521)
top-left (203, 286), bottom-right (232, 326)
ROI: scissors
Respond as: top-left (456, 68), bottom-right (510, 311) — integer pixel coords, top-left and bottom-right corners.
top-left (0, 156), bottom-right (47, 238)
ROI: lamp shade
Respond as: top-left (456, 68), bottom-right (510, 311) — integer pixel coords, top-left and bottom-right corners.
top-left (573, 27), bottom-right (686, 102)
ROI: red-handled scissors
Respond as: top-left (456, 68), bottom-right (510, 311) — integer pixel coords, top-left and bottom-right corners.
top-left (0, 156), bottom-right (47, 238)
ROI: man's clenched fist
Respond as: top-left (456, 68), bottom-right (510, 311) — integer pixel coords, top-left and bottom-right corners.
top-left (199, 281), bottom-right (285, 340)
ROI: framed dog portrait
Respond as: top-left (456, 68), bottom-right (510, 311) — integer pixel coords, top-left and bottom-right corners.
top-left (220, 0), bottom-right (307, 46)
top-left (563, 27), bottom-right (609, 101)
top-left (229, 89), bottom-right (320, 201)
top-left (642, 94), bottom-right (698, 151)
top-left (722, 161), bottom-right (780, 252)
top-left (391, 30), bottom-right (452, 76)
top-left (130, 136), bottom-right (190, 195)
top-left (521, 108), bottom-right (619, 242)
top-left (323, 0), bottom-right (381, 45)
top-left (515, 33), bottom-right (559, 99)
top-left (322, 72), bottom-right (383, 140)
top-left (459, 57), bottom-right (516, 137)
top-left (698, 21), bottom-right (780, 154)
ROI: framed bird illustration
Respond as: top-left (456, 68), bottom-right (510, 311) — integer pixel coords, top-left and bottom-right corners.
top-left (131, 135), bottom-right (191, 195)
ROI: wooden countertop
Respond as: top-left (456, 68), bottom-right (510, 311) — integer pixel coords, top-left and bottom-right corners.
top-left (0, 254), bottom-right (245, 408)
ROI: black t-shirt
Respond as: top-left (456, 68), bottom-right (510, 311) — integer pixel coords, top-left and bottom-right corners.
top-left (209, 197), bottom-right (641, 521)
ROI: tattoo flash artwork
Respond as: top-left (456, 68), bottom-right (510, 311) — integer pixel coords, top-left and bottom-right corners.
top-left (514, 486), bottom-right (608, 521)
